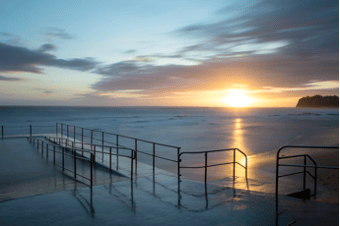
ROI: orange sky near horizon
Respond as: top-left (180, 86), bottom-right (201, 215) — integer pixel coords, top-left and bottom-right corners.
top-left (0, 1), bottom-right (338, 107)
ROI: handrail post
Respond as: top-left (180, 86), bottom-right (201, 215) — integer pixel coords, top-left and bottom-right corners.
top-left (110, 147), bottom-right (112, 171)
top-left (90, 153), bottom-right (93, 186)
top-left (53, 146), bottom-right (56, 164)
top-left (177, 148), bottom-right (181, 182)
top-left (135, 139), bottom-right (138, 174)
top-left (46, 144), bottom-right (49, 158)
top-left (74, 126), bottom-right (76, 143)
top-left (204, 152), bottom-right (208, 185)
top-left (91, 130), bottom-right (93, 151)
top-left (74, 149), bottom-right (77, 178)
top-left (30, 125), bottom-right (32, 137)
top-left (116, 135), bottom-right (119, 170)
top-left (177, 149), bottom-right (181, 209)
top-left (102, 132), bottom-right (104, 163)
top-left (131, 150), bottom-right (134, 181)
top-left (233, 149), bottom-right (236, 180)
top-left (303, 155), bottom-right (307, 190)
top-left (94, 145), bottom-right (96, 165)
top-left (153, 143), bottom-right (156, 174)
top-left (56, 123), bottom-right (58, 138)
top-left (62, 148), bottom-right (65, 172)
top-left (81, 128), bottom-right (84, 149)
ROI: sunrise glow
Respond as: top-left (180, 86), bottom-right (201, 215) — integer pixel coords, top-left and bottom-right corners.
top-left (224, 90), bottom-right (253, 107)
top-left (0, 1), bottom-right (338, 107)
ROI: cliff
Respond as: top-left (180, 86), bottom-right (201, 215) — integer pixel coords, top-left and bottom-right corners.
top-left (296, 95), bottom-right (339, 108)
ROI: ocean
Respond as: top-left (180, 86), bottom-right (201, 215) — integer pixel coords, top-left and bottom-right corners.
top-left (0, 106), bottom-right (338, 182)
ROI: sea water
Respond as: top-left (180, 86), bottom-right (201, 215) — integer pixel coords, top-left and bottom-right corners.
top-left (0, 106), bottom-right (338, 180)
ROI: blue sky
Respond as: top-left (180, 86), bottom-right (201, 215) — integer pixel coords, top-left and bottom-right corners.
top-left (0, 0), bottom-right (338, 106)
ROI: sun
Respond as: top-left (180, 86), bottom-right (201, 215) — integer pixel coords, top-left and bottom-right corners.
top-left (223, 90), bottom-right (253, 107)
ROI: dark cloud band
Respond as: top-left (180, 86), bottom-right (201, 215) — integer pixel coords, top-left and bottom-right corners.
top-left (0, 43), bottom-right (99, 73)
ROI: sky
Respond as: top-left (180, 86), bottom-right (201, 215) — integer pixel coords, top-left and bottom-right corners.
top-left (0, 0), bottom-right (338, 107)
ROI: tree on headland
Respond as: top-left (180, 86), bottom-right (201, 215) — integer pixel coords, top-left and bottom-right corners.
top-left (296, 95), bottom-right (339, 108)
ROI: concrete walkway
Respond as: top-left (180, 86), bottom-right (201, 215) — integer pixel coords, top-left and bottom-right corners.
top-left (0, 138), bottom-right (127, 202)
top-left (0, 137), bottom-right (338, 226)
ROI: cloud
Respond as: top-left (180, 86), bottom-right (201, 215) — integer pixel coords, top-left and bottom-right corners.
top-left (0, 75), bottom-right (22, 81)
top-left (0, 42), bottom-right (99, 73)
top-left (91, 50), bottom-right (338, 97)
top-left (175, 0), bottom-right (338, 60)
top-left (95, 61), bottom-right (142, 76)
top-left (0, 32), bottom-right (11, 37)
top-left (88, 0), bottom-right (338, 99)
top-left (43, 90), bottom-right (53, 95)
top-left (77, 90), bottom-right (147, 99)
top-left (34, 88), bottom-right (54, 95)
top-left (45, 27), bottom-right (74, 41)
top-left (0, 32), bottom-right (22, 46)
top-left (252, 80), bottom-right (339, 93)
top-left (38, 43), bottom-right (57, 52)
top-left (1, 0), bottom-right (337, 105)
top-left (50, 57), bottom-right (98, 71)
top-left (124, 50), bottom-right (137, 54)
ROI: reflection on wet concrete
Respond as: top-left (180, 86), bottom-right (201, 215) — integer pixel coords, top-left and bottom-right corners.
top-left (0, 138), bottom-right (86, 202)
top-left (0, 138), bottom-right (127, 203)
top-left (103, 175), bottom-right (136, 212)
top-left (1, 167), bottom-right (338, 226)
top-left (0, 137), bottom-right (338, 225)
top-left (72, 185), bottom-right (95, 218)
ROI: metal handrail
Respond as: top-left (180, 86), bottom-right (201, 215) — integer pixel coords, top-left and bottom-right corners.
top-left (57, 131), bottom-right (179, 163)
top-left (58, 129), bottom-right (119, 147)
top-left (46, 136), bottom-right (132, 151)
top-left (45, 136), bottom-right (135, 175)
top-left (56, 123), bottom-right (181, 175)
top-left (30, 137), bottom-right (135, 183)
top-left (178, 148), bottom-right (248, 185)
top-left (29, 137), bottom-right (94, 186)
top-left (277, 154), bottom-right (317, 196)
top-left (56, 123), bottom-right (180, 148)
top-left (275, 145), bottom-right (339, 223)
top-left (276, 145), bottom-right (339, 198)
top-left (1, 125), bottom-right (56, 138)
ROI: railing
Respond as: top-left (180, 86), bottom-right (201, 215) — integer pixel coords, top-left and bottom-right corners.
top-left (276, 145), bottom-right (339, 199)
top-left (4, 123), bottom-right (250, 192)
top-left (178, 148), bottom-right (248, 184)
top-left (29, 137), bottom-right (94, 186)
top-left (45, 136), bottom-right (135, 178)
top-left (1, 125), bottom-right (55, 138)
top-left (278, 154), bottom-right (317, 196)
top-left (56, 123), bottom-right (181, 175)
top-left (275, 145), bottom-right (339, 225)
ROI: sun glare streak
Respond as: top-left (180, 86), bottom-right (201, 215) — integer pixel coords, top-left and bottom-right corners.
top-left (223, 90), bottom-right (253, 107)
top-left (232, 118), bottom-right (248, 181)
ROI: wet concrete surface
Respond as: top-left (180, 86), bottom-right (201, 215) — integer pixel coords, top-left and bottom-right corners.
top-left (0, 138), bottom-right (127, 202)
top-left (0, 137), bottom-right (338, 225)
top-left (0, 173), bottom-right (338, 226)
